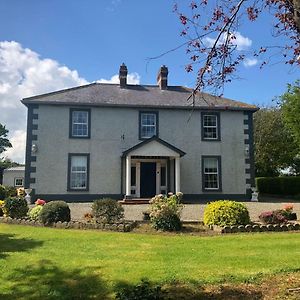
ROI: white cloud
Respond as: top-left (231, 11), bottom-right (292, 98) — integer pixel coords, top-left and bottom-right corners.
top-left (205, 31), bottom-right (252, 51)
top-left (243, 57), bottom-right (258, 67)
top-left (0, 41), bottom-right (88, 163)
top-left (97, 72), bottom-right (140, 84)
top-left (0, 41), bottom-right (141, 164)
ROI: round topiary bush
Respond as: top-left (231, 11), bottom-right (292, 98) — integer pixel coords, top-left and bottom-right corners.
top-left (39, 201), bottom-right (71, 225)
top-left (204, 200), bottom-right (250, 227)
top-left (92, 198), bottom-right (124, 223)
top-left (3, 197), bottom-right (29, 219)
top-left (28, 205), bottom-right (44, 221)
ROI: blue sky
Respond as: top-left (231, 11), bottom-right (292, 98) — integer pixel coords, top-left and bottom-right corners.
top-left (0, 0), bottom-right (298, 162)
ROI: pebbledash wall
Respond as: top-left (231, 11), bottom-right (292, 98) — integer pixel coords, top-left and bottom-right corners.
top-left (24, 103), bottom-right (255, 202)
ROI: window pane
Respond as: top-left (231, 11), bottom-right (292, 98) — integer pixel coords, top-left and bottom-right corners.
top-left (141, 113), bottom-right (157, 138)
top-left (72, 111), bottom-right (88, 137)
top-left (131, 166), bottom-right (136, 186)
top-left (203, 114), bottom-right (218, 139)
top-left (70, 156), bottom-right (87, 189)
top-left (203, 157), bottom-right (219, 189)
top-left (161, 166), bottom-right (166, 186)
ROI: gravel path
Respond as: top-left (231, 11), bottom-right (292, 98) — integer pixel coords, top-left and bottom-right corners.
top-left (69, 201), bottom-right (300, 222)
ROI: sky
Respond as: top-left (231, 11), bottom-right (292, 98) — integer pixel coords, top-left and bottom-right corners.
top-left (0, 0), bottom-right (298, 163)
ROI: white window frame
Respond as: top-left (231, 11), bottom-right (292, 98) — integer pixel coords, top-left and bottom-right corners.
top-left (140, 112), bottom-right (157, 139)
top-left (71, 110), bottom-right (89, 137)
top-left (203, 114), bottom-right (218, 140)
top-left (14, 178), bottom-right (24, 187)
top-left (203, 157), bottom-right (220, 191)
top-left (69, 154), bottom-right (89, 191)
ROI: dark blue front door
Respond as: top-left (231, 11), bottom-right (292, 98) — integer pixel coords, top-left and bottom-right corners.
top-left (140, 162), bottom-right (156, 198)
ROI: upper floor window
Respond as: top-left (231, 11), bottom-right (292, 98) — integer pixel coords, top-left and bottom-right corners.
top-left (70, 109), bottom-right (91, 138)
top-left (139, 111), bottom-right (158, 139)
top-left (201, 112), bottom-right (220, 141)
top-left (68, 154), bottom-right (89, 191)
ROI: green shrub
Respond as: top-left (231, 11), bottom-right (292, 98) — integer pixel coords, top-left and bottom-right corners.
top-left (115, 279), bottom-right (163, 300)
top-left (0, 185), bottom-right (17, 199)
top-left (28, 205), bottom-right (44, 221)
top-left (3, 197), bottom-right (29, 219)
top-left (149, 193), bottom-right (183, 231)
top-left (256, 176), bottom-right (300, 196)
top-left (203, 200), bottom-right (250, 227)
top-left (92, 198), bottom-right (124, 223)
top-left (39, 201), bottom-right (71, 225)
top-left (0, 200), bottom-right (4, 216)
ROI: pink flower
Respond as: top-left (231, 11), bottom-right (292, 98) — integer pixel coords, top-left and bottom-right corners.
top-left (35, 199), bottom-right (46, 206)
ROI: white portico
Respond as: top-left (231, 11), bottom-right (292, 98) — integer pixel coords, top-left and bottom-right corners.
top-left (122, 137), bottom-right (185, 198)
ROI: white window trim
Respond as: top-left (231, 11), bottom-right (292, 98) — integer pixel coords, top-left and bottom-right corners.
top-left (140, 112), bottom-right (157, 139)
top-left (72, 111), bottom-right (89, 137)
top-left (203, 114), bottom-right (218, 140)
top-left (14, 177), bottom-right (24, 187)
top-left (203, 158), bottom-right (219, 190)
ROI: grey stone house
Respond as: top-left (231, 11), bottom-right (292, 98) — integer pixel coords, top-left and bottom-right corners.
top-left (22, 64), bottom-right (258, 202)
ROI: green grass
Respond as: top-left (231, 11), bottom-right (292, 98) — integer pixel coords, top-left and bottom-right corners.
top-left (1, 224), bottom-right (300, 299)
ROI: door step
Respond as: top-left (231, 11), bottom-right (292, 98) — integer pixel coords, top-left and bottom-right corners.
top-left (118, 198), bottom-right (151, 205)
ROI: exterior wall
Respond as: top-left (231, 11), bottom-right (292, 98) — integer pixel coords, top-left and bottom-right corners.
top-left (3, 170), bottom-right (25, 187)
top-left (26, 104), bottom-right (253, 200)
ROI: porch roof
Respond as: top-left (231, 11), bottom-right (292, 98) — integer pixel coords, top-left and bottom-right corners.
top-left (122, 137), bottom-right (186, 158)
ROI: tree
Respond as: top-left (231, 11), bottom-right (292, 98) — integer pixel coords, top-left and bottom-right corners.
top-left (280, 80), bottom-right (300, 147)
top-left (254, 107), bottom-right (298, 176)
top-left (0, 123), bottom-right (12, 155)
top-left (172, 1), bottom-right (299, 97)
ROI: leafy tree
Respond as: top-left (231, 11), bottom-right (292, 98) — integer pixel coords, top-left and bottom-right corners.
top-left (171, 1), bottom-right (299, 95)
top-left (0, 123), bottom-right (12, 155)
top-left (280, 81), bottom-right (300, 148)
top-left (254, 107), bottom-right (298, 177)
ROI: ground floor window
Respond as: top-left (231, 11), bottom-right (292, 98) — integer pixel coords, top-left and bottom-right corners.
top-left (202, 156), bottom-right (221, 191)
top-left (14, 178), bottom-right (24, 187)
top-left (68, 154), bottom-right (89, 191)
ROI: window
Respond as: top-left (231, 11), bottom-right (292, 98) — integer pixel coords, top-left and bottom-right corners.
top-left (139, 112), bottom-right (158, 139)
top-left (14, 178), bottom-right (23, 187)
top-left (68, 154), bottom-right (89, 191)
top-left (70, 109), bottom-right (90, 138)
top-left (201, 112), bottom-right (220, 141)
top-left (202, 156), bottom-right (221, 191)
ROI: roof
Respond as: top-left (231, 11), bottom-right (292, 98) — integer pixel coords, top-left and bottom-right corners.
top-left (3, 166), bottom-right (25, 172)
top-left (122, 136), bottom-right (186, 157)
top-left (21, 83), bottom-right (258, 111)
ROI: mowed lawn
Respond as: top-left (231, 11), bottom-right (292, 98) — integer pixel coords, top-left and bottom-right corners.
top-left (1, 224), bottom-right (300, 299)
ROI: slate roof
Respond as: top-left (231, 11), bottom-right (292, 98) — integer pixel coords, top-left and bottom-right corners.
top-left (21, 82), bottom-right (258, 111)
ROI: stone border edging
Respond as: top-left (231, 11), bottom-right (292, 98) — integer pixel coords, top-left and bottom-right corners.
top-left (213, 223), bottom-right (300, 234)
top-left (0, 217), bottom-right (137, 232)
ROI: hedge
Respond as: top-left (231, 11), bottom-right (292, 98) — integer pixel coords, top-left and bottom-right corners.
top-left (256, 176), bottom-right (300, 196)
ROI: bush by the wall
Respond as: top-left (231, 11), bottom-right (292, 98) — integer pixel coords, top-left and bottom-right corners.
top-left (92, 198), bottom-right (124, 223)
top-left (28, 205), bottom-right (44, 221)
top-left (39, 201), bottom-right (71, 225)
top-left (256, 176), bottom-right (300, 196)
top-left (3, 197), bottom-right (29, 219)
top-left (0, 185), bottom-right (6, 199)
top-left (149, 193), bottom-right (183, 231)
top-left (0, 185), bottom-right (17, 199)
top-left (204, 200), bottom-right (250, 227)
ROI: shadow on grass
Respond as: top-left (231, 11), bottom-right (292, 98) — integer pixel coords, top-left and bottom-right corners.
top-left (0, 260), bottom-right (110, 300)
top-left (115, 280), bottom-right (264, 300)
top-left (0, 233), bottom-right (44, 259)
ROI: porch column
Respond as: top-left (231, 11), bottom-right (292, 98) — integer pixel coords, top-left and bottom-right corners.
top-left (126, 155), bottom-right (131, 197)
top-left (175, 156), bottom-right (181, 193)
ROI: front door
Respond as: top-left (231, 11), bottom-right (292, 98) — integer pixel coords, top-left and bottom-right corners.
top-left (140, 162), bottom-right (156, 198)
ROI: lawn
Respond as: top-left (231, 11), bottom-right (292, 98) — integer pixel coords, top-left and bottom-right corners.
top-left (1, 224), bottom-right (300, 299)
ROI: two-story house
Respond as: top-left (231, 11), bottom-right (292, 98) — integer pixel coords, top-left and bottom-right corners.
top-left (22, 64), bottom-right (258, 202)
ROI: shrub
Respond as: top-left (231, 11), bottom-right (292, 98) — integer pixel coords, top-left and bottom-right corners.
top-left (0, 185), bottom-right (17, 199)
top-left (115, 279), bottom-right (163, 300)
top-left (0, 200), bottom-right (4, 217)
top-left (92, 198), bottom-right (124, 223)
top-left (39, 201), bottom-right (71, 225)
top-left (203, 200), bottom-right (250, 227)
top-left (259, 210), bottom-right (287, 224)
top-left (28, 205), bottom-right (44, 221)
top-left (256, 176), bottom-right (300, 196)
top-left (3, 197), bottom-right (29, 219)
top-left (149, 192), bottom-right (183, 231)
top-left (0, 185), bottom-right (6, 199)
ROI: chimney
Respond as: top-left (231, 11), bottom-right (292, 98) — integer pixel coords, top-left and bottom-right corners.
top-left (157, 65), bottom-right (168, 90)
top-left (119, 63), bottom-right (128, 88)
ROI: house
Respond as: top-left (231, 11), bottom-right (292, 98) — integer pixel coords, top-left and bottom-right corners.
top-left (21, 64), bottom-right (258, 202)
top-left (2, 166), bottom-right (25, 188)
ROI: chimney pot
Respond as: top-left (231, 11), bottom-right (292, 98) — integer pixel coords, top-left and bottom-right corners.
top-left (119, 63), bottom-right (128, 88)
top-left (157, 65), bottom-right (168, 90)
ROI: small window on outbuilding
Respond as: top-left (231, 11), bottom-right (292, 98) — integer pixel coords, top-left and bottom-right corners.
top-left (14, 178), bottom-right (24, 187)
